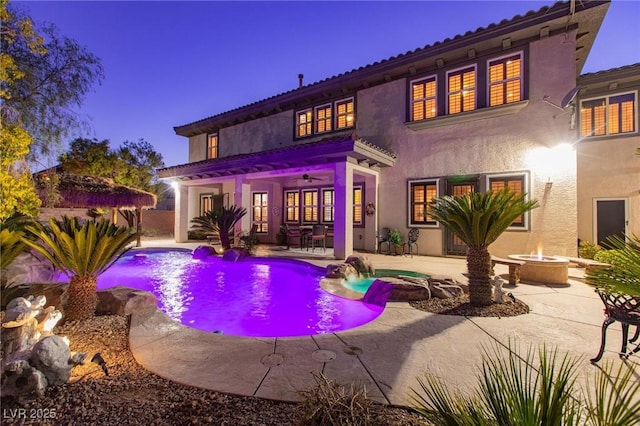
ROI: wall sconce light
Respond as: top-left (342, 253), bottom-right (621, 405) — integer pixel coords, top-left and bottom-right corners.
top-left (545, 178), bottom-right (553, 189)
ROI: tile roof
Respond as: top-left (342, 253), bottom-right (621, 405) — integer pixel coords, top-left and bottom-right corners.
top-left (158, 133), bottom-right (396, 179)
top-left (175, 0), bottom-right (610, 136)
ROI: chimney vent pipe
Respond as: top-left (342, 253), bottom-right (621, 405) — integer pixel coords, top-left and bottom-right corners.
top-left (298, 73), bottom-right (304, 88)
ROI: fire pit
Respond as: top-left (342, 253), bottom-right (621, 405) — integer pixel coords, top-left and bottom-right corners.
top-left (508, 254), bottom-right (569, 284)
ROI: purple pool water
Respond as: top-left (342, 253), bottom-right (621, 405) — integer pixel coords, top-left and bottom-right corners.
top-left (92, 249), bottom-right (384, 338)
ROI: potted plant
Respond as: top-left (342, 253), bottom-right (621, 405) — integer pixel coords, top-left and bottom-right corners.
top-left (390, 229), bottom-right (404, 255)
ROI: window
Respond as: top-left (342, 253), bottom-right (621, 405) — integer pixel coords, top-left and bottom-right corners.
top-left (207, 134), bottom-right (218, 159)
top-left (336, 98), bottom-right (355, 129)
top-left (580, 92), bottom-right (637, 137)
top-left (488, 54), bottom-right (522, 106)
top-left (447, 66), bottom-right (476, 114)
top-left (488, 174), bottom-right (527, 228)
top-left (302, 190), bottom-right (318, 222)
top-left (284, 190), bottom-right (299, 222)
top-left (200, 194), bottom-right (213, 215)
top-left (409, 180), bottom-right (438, 226)
top-left (353, 186), bottom-right (363, 225)
top-left (411, 76), bottom-right (437, 121)
top-left (296, 109), bottom-right (312, 137)
top-left (315, 104), bottom-right (332, 134)
top-left (252, 192), bottom-right (268, 233)
top-left (322, 189), bottom-right (334, 222)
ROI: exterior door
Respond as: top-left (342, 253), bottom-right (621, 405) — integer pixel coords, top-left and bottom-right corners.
top-left (595, 199), bottom-right (627, 246)
top-left (445, 177), bottom-right (479, 255)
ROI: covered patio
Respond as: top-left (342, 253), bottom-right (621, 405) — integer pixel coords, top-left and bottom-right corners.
top-left (158, 134), bottom-right (396, 259)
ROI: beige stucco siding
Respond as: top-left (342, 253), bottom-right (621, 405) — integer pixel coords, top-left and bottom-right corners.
top-left (354, 31), bottom-right (579, 257)
top-left (188, 133), bottom-right (207, 162)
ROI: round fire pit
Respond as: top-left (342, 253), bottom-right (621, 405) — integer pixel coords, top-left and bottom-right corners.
top-left (508, 254), bottom-right (569, 284)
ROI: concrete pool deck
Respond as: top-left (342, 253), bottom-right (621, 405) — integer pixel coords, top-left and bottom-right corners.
top-left (130, 240), bottom-right (639, 406)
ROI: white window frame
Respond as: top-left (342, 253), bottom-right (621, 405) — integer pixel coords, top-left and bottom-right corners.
top-left (485, 172), bottom-right (530, 231)
top-left (296, 108), bottom-right (313, 138)
top-left (314, 103), bottom-right (333, 134)
top-left (207, 133), bottom-right (218, 159)
top-left (410, 75), bottom-right (438, 121)
top-left (335, 97), bottom-right (355, 130)
top-left (407, 178), bottom-right (440, 228)
top-left (251, 191), bottom-right (269, 233)
top-left (579, 90), bottom-right (638, 138)
top-left (446, 64), bottom-right (477, 115)
top-left (486, 51), bottom-right (524, 107)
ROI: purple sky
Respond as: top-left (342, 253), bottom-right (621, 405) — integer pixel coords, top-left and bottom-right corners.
top-left (17, 1), bottom-right (640, 168)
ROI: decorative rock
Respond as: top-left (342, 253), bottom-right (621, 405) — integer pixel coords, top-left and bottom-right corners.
top-left (1, 362), bottom-right (48, 397)
top-left (345, 255), bottom-right (375, 277)
top-left (2, 251), bottom-right (57, 286)
top-left (97, 286), bottom-right (158, 316)
top-left (427, 277), bottom-right (466, 299)
top-left (376, 277), bottom-right (431, 301)
top-left (222, 247), bottom-right (249, 262)
top-left (30, 335), bottom-right (75, 386)
top-left (192, 245), bottom-right (218, 259)
top-left (362, 280), bottom-right (394, 306)
top-left (325, 263), bottom-right (359, 280)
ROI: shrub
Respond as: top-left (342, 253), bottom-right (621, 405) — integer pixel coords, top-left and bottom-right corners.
top-left (593, 249), bottom-right (622, 265)
top-left (410, 341), bottom-right (639, 425)
top-left (579, 240), bottom-right (601, 259)
top-left (298, 373), bottom-right (374, 425)
top-left (188, 229), bottom-right (209, 240)
top-left (588, 235), bottom-right (640, 296)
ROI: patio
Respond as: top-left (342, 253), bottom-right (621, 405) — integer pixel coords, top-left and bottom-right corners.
top-left (130, 240), bottom-right (639, 406)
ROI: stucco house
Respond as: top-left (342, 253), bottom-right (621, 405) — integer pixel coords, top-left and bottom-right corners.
top-left (159, 0), bottom-right (639, 260)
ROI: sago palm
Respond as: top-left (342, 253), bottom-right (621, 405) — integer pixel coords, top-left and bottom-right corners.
top-left (190, 205), bottom-right (247, 250)
top-left (22, 216), bottom-right (137, 321)
top-left (430, 189), bottom-right (538, 306)
top-left (586, 234), bottom-right (640, 296)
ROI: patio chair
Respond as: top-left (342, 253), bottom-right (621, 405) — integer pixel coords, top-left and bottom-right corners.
top-left (308, 224), bottom-right (327, 252)
top-left (284, 224), bottom-right (303, 249)
top-left (377, 227), bottom-right (391, 254)
top-left (404, 228), bottom-right (419, 258)
top-left (590, 289), bottom-right (640, 362)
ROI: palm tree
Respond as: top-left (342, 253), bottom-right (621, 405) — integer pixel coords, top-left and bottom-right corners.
top-left (190, 205), bottom-right (247, 250)
top-left (429, 189), bottom-right (538, 306)
top-left (22, 216), bottom-right (137, 321)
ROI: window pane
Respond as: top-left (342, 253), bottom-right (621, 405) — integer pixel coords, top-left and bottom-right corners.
top-left (207, 134), bottom-right (218, 159)
top-left (336, 99), bottom-right (355, 129)
top-left (252, 193), bottom-right (268, 233)
top-left (489, 177), bottom-right (524, 226)
top-left (297, 110), bottom-right (312, 137)
top-left (410, 182), bottom-right (437, 225)
top-left (353, 187), bottom-right (363, 224)
top-left (411, 77), bottom-right (437, 121)
top-left (285, 191), bottom-right (299, 222)
top-left (488, 55), bottom-right (521, 107)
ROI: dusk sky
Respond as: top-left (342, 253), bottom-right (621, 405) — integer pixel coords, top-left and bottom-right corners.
top-left (16, 0), bottom-right (640, 169)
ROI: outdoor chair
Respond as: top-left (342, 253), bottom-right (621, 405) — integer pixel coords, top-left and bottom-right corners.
top-left (377, 227), bottom-right (391, 254)
top-left (590, 289), bottom-right (640, 362)
top-left (308, 224), bottom-right (327, 252)
top-left (284, 224), bottom-right (303, 249)
top-left (404, 228), bottom-right (419, 258)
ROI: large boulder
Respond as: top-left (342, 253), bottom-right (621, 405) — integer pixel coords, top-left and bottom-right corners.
top-left (30, 335), bottom-right (75, 386)
top-left (374, 277), bottom-right (431, 301)
top-left (192, 245), bottom-right (218, 259)
top-left (222, 247), bottom-right (249, 262)
top-left (325, 263), bottom-right (359, 280)
top-left (427, 277), bottom-right (466, 299)
top-left (2, 252), bottom-right (57, 286)
top-left (345, 255), bottom-right (375, 277)
top-left (97, 286), bottom-right (157, 316)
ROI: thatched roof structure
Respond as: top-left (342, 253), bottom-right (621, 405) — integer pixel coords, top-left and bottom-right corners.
top-left (35, 174), bottom-right (157, 209)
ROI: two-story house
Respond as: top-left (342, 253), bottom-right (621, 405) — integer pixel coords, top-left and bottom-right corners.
top-left (159, 0), bottom-right (638, 260)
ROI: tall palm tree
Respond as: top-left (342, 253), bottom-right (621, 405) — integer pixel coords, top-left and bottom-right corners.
top-left (190, 205), bottom-right (247, 250)
top-left (430, 189), bottom-right (538, 306)
top-left (22, 216), bottom-right (137, 321)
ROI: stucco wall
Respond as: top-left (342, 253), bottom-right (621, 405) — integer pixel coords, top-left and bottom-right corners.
top-left (220, 111), bottom-right (294, 157)
top-left (188, 133), bottom-right (207, 162)
top-left (354, 31), bottom-right (579, 257)
top-left (577, 134), bottom-right (640, 242)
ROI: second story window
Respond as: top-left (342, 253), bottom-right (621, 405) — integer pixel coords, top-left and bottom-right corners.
top-left (447, 66), bottom-right (476, 114)
top-left (580, 92), bottom-right (637, 137)
top-left (411, 76), bottom-right (437, 121)
top-left (296, 109), bottom-right (312, 137)
top-left (336, 98), bottom-right (355, 129)
top-left (207, 134), bottom-right (218, 159)
top-left (315, 104), bottom-right (332, 134)
top-left (488, 54), bottom-right (522, 106)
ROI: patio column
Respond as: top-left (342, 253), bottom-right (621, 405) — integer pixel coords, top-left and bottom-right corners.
top-left (334, 162), bottom-right (354, 260)
top-left (234, 176), bottom-right (251, 238)
top-left (174, 183), bottom-right (189, 242)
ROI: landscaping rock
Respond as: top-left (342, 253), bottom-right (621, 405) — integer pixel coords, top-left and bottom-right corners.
top-left (375, 277), bottom-right (431, 301)
top-left (30, 335), bottom-right (78, 386)
top-left (345, 255), bottom-right (375, 277)
top-left (97, 286), bottom-right (157, 316)
top-left (222, 247), bottom-right (249, 262)
top-left (427, 277), bottom-right (465, 299)
top-left (325, 263), bottom-right (358, 280)
top-left (192, 245), bottom-right (218, 259)
top-left (2, 251), bottom-right (57, 286)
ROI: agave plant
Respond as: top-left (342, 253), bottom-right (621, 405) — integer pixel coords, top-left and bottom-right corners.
top-left (411, 341), bottom-right (640, 425)
top-left (586, 234), bottom-right (640, 296)
top-left (429, 189), bottom-right (538, 306)
top-left (190, 205), bottom-right (247, 250)
top-left (22, 216), bottom-right (137, 321)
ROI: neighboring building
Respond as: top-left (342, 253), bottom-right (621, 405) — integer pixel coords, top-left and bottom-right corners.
top-left (159, 0), bottom-right (639, 259)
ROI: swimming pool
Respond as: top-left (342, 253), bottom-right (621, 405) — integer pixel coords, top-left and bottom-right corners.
top-left (89, 249), bottom-right (385, 338)
top-left (342, 269), bottom-right (431, 294)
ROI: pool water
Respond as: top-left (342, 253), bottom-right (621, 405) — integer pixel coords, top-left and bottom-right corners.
top-left (87, 249), bottom-right (385, 338)
top-left (342, 269), bottom-right (430, 294)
